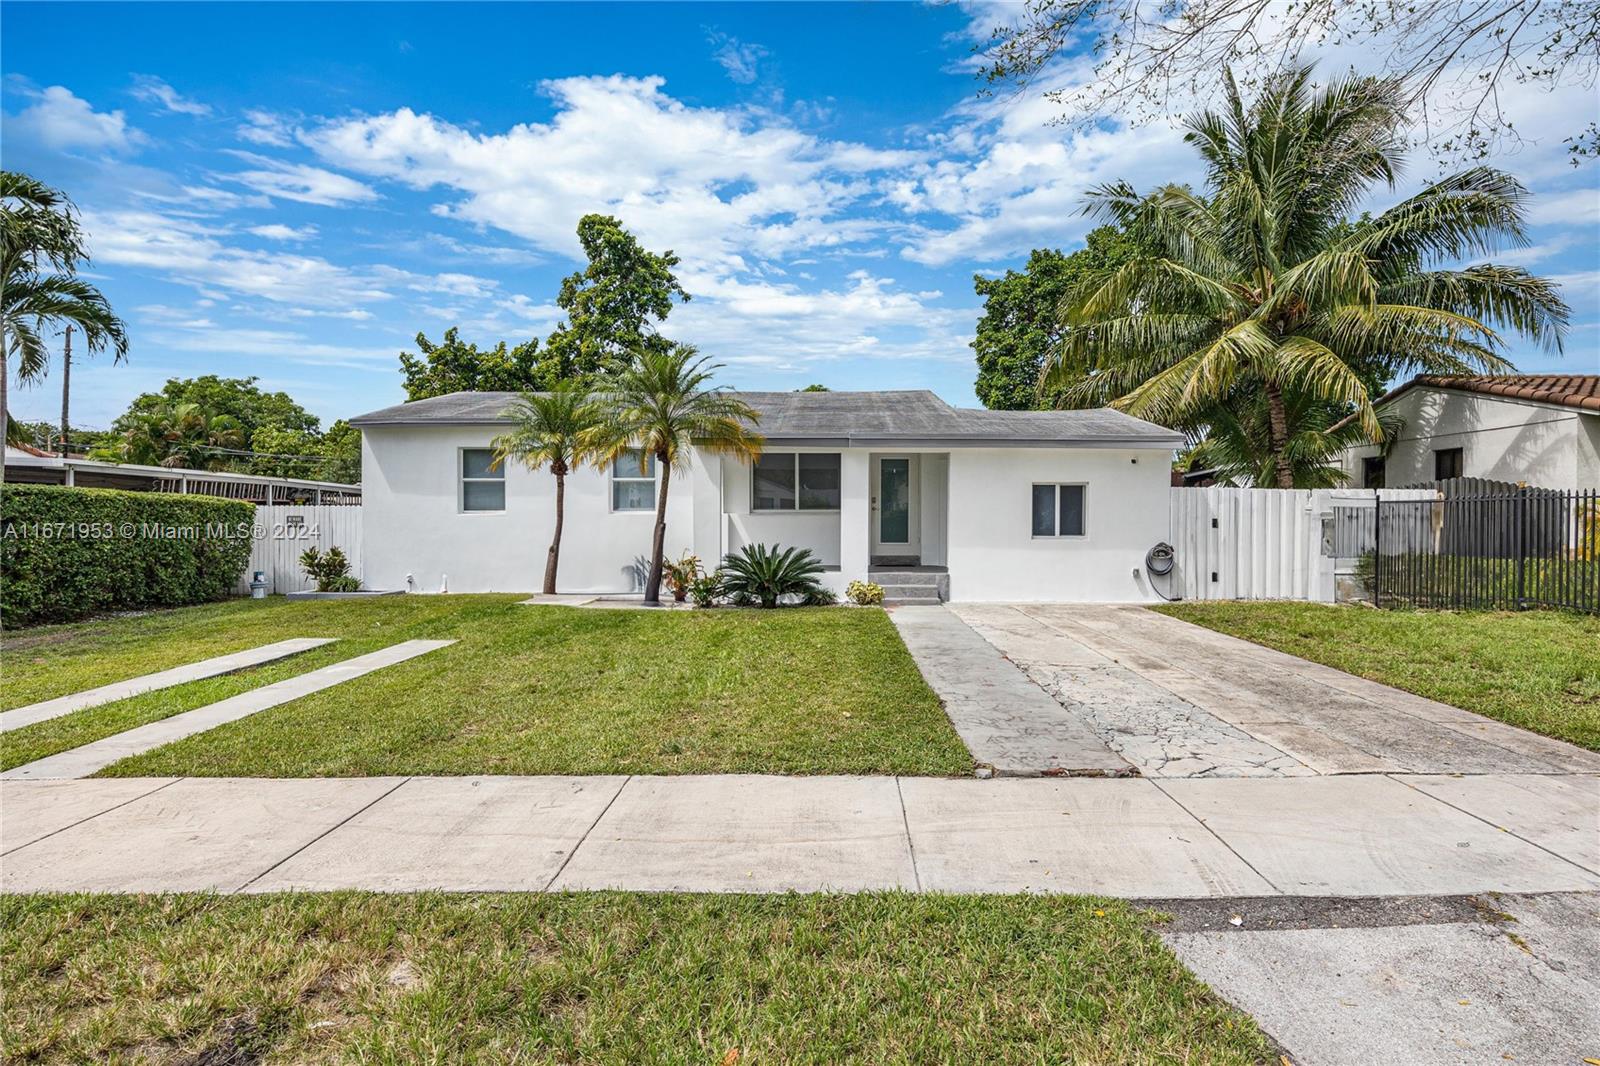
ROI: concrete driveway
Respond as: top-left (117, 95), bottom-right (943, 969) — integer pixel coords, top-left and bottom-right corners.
top-left (946, 603), bottom-right (1600, 778)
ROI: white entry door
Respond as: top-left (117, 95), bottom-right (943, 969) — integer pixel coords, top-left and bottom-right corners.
top-left (871, 456), bottom-right (920, 557)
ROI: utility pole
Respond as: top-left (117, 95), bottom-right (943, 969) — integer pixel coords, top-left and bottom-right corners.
top-left (59, 325), bottom-right (73, 457)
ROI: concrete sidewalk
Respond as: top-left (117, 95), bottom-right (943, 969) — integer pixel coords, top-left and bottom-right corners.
top-left (3, 772), bottom-right (1595, 896)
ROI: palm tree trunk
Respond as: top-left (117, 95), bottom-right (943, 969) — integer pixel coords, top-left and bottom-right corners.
top-left (644, 458), bottom-right (672, 604)
top-left (545, 471), bottom-right (565, 595)
top-left (1264, 379), bottom-right (1294, 489)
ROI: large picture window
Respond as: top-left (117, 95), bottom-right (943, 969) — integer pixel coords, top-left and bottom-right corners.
top-left (753, 453), bottom-right (840, 511)
top-left (461, 449), bottom-right (505, 512)
top-left (1031, 483), bottom-right (1086, 538)
top-left (611, 449), bottom-right (657, 511)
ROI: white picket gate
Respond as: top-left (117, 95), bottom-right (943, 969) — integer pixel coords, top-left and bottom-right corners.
top-left (1168, 487), bottom-right (1438, 602)
top-left (238, 504), bottom-right (363, 595)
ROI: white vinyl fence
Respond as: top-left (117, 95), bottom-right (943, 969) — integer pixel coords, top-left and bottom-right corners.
top-left (237, 504), bottom-right (363, 595)
top-left (1168, 487), bottom-right (1438, 603)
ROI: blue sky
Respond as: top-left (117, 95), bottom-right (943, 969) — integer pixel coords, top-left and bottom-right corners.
top-left (3, 1), bottom-right (1597, 430)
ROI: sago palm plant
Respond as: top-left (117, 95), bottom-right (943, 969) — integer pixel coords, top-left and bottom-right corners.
top-left (1048, 67), bottom-right (1568, 487)
top-left (719, 543), bottom-right (827, 609)
top-left (597, 345), bottom-right (763, 604)
top-left (491, 382), bottom-right (606, 595)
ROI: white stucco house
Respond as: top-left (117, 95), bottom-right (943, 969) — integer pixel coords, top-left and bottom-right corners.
top-left (349, 389), bottom-right (1184, 602)
top-left (1338, 374), bottom-right (1600, 490)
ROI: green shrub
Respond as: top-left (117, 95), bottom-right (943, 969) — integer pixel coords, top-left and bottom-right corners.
top-left (299, 546), bottom-right (359, 592)
top-left (1, 484), bottom-right (254, 628)
top-left (689, 571), bottom-right (723, 608)
top-left (847, 580), bottom-right (885, 606)
top-left (718, 543), bottom-right (826, 608)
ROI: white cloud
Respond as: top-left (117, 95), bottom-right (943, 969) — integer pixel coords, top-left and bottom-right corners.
top-left (237, 108), bottom-right (296, 147)
top-left (304, 75), bottom-right (918, 276)
top-left (248, 223), bottom-right (319, 241)
top-left (130, 75), bottom-right (211, 116)
top-left (1526, 188), bottom-right (1600, 227)
top-left (5, 85), bottom-right (143, 153)
top-left (83, 207), bottom-right (393, 308)
top-left (221, 151), bottom-right (378, 206)
top-left (708, 31), bottom-right (769, 85)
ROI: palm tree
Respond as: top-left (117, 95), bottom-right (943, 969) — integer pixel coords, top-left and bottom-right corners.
top-left (112, 402), bottom-right (244, 470)
top-left (491, 382), bottom-right (606, 595)
top-left (1184, 388), bottom-right (1403, 488)
top-left (598, 345), bottom-right (763, 604)
top-left (1, 172), bottom-right (128, 471)
top-left (1048, 68), bottom-right (1568, 488)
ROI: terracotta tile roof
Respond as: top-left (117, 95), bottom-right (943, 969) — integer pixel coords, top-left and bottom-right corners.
top-left (1384, 374), bottom-right (1600, 413)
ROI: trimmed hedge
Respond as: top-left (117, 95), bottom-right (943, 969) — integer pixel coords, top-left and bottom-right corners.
top-left (1, 484), bottom-right (255, 628)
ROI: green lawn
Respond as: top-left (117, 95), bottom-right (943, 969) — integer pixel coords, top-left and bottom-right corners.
top-left (0, 892), bottom-right (1272, 1065)
top-left (1154, 601), bottom-right (1600, 750)
top-left (2, 596), bottom-right (971, 776)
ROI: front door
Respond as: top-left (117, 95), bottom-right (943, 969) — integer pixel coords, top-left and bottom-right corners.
top-left (871, 456), bottom-right (919, 557)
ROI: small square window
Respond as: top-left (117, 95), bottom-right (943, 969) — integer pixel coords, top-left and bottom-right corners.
top-left (461, 448), bottom-right (504, 512)
top-left (1362, 456), bottom-right (1386, 489)
top-left (1032, 483), bottom-right (1086, 537)
top-left (1434, 447), bottom-right (1463, 481)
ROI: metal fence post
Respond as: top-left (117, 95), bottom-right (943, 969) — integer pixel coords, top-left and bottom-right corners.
top-left (1514, 485), bottom-right (1527, 610)
top-left (1372, 489), bottom-right (1382, 608)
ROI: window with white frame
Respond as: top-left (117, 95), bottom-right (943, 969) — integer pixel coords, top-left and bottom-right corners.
top-left (1031, 483), bottom-right (1086, 537)
top-left (611, 449), bottom-right (657, 511)
top-left (461, 449), bottom-right (505, 512)
top-left (753, 453), bottom-right (841, 511)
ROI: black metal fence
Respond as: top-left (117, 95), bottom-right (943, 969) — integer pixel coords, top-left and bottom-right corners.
top-left (1372, 486), bottom-right (1600, 613)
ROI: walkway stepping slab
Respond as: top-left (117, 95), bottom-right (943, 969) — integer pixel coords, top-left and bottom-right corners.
top-left (550, 774), bottom-right (918, 893)
top-left (246, 776), bottom-right (629, 892)
top-left (0, 640), bottom-right (456, 781)
top-left (0, 638), bottom-right (337, 733)
top-left (888, 605), bottom-right (1129, 776)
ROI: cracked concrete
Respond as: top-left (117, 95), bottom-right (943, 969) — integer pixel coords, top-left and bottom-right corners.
top-left (944, 603), bottom-right (1600, 779)
top-left (951, 604), bottom-right (1316, 778)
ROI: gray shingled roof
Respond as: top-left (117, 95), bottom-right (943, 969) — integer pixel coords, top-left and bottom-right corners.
top-left (350, 389), bottom-right (1184, 448)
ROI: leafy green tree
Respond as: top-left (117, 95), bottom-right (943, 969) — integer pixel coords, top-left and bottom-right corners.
top-left (104, 402), bottom-right (245, 470)
top-left (1049, 67), bottom-right (1568, 488)
top-left (540, 215), bottom-right (689, 383)
top-left (598, 345), bottom-right (763, 604)
top-left (491, 383), bottom-right (606, 594)
top-left (972, 226), bottom-right (1138, 409)
top-left (399, 328), bottom-right (544, 401)
top-left (1, 171), bottom-right (128, 471)
top-left (799, 384), bottom-right (830, 392)
top-left (248, 421), bottom-right (361, 483)
top-left (116, 375), bottom-right (319, 439)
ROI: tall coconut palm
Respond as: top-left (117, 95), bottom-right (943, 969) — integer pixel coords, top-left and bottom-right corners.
top-left (1048, 68), bottom-right (1568, 488)
top-left (598, 345), bottom-right (763, 604)
top-left (491, 382), bottom-right (606, 595)
top-left (1, 172), bottom-right (128, 469)
top-left (1185, 388), bottom-right (1403, 489)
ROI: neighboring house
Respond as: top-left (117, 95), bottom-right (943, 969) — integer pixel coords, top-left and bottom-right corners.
top-left (1338, 374), bottom-right (1600, 491)
top-left (349, 389), bottom-right (1184, 602)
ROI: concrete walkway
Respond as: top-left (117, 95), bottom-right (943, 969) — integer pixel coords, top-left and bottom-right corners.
top-left (888, 606), bottom-right (1129, 776)
top-left (0, 638), bottom-right (337, 733)
top-left (3, 772), bottom-right (1594, 895)
top-left (948, 604), bottom-right (1600, 777)
top-left (0, 640), bottom-right (455, 781)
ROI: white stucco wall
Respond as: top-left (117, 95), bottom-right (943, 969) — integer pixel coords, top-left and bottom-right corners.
top-left (361, 426), bottom-right (693, 594)
top-left (362, 430), bottom-right (1175, 601)
top-left (944, 446), bottom-right (1174, 602)
top-left (1340, 388), bottom-right (1595, 490)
